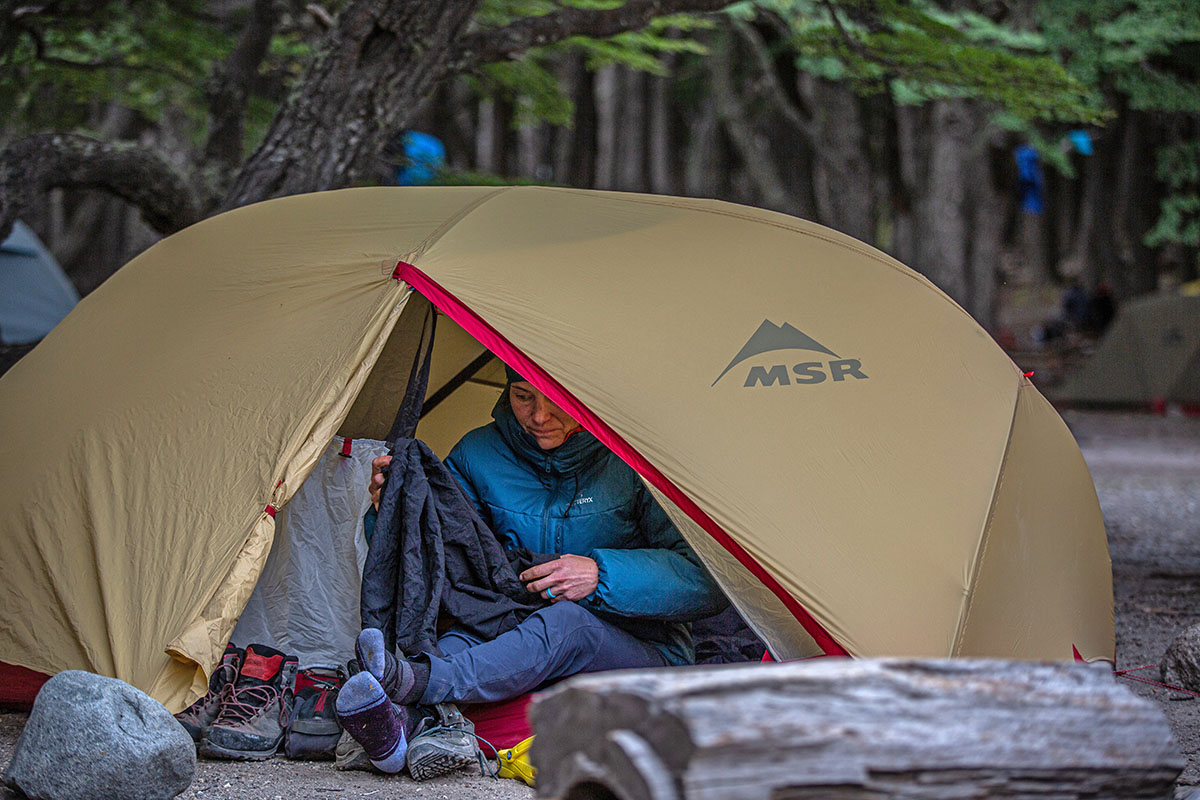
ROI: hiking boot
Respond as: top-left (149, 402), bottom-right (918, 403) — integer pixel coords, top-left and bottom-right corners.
top-left (200, 643), bottom-right (297, 760)
top-left (406, 702), bottom-right (481, 781)
top-left (175, 642), bottom-right (242, 743)
top-left (284, 666), bottom-right (343, 760)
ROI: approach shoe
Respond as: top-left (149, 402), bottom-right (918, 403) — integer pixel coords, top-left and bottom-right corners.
top-left (406, 702), bottom-right (482, 781)
top-left (174, 642), bottom-right (242, 743)
top-left (335, 670), bottom-right (411, 773)
top-left (284, 666), bottom-right (344, 760)
top-left (200, 643), bottom-right (298, 760)
top-left (334, 728), bottom-right (375, 772)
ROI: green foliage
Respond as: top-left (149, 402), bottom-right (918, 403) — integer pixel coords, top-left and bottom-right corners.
top-left (747, 0), bottom-right (1106, 124)
top-left (1040, 0), bottom-right (1200, 112)
top-left (0, 1), bottom-right (228, 133)
top-left (1157, 140), bottom-right (1200, 190)
top-left (1145, 141), bottom-right (1200, 247)
top-left (1145, 193), bottom-right (1200, 248)
top-left (1038, 0), bottom-right (1200, 248)
top-left (474, 60), bottom-right (577, 127)
top-left (468, 0), bottom-right (712, 128)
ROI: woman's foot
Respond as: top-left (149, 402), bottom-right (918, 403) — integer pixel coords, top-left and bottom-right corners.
top-left (354, 628), bottom-right (427, 704)
top-left (334, 672), bottom-right (409, 773)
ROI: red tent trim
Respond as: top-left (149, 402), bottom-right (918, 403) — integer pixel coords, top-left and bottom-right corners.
top-left (0, 661), bottom-right (50, 709)
top-left (393, 261), bottom-right (848, 657)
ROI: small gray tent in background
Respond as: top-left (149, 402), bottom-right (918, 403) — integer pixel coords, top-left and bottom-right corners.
top-left (1056, 293), bottom-right (1200, 408)
top-left (0, 221), bottom-right (79, 345)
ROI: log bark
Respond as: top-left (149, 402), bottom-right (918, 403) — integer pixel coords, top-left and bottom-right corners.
top-left (530, 659), bottom-right (1183, 800)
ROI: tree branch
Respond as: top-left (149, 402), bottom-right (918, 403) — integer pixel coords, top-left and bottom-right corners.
top-left (710, 26), bottom-right (797, 213)
top-left (0, 133), bottom-right (202, 244)
top-left (35, 52), bottom-right (193, 82)
top-left (450, 0), bottom-right (735, 71)
top-left (203, 0), bottom-right (282, 174)
top-left (731, 17), bottom-right (813, 140)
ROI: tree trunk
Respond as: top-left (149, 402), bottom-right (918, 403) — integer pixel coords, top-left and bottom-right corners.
top-left (709, 27), bottom-right (795, 213)
top-left (594, 64), bottom-right (621, 190)
top-left (531, 659), bottom-right (1183, 800)
top-left (682, 102), bottom-right (720, 199)
top-left (648, 61), bottom-right (676, 196)
top-left (554, 53), bottom-right (598, 188)
top-left (889, 104), bottom-right (925, 271)
top-left (219, 0), bottom-right (482, 210)
top-left (892, 100), bottom-right (1002, 320)
top-left (963, 140), bottom-right (1007, 331)
top-left (799, 74), bottom-right (874, 243)
top-left (1112, 109), bottom-right (1159, 297)
top-left (614, 68), bottom-right (648, 192)
top-left (475, 96), bottom-right (516, 177)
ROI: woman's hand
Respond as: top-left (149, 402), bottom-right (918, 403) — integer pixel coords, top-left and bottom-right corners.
top-left (369, 455), bottom-right (392, 510)
top-left (520, 555), bottom-right (599, 602)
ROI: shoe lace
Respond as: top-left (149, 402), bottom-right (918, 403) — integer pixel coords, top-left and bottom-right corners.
top-left (214, 682), bottom-right (294, 729)
top-left (412, 723), bottom-right (501, 780)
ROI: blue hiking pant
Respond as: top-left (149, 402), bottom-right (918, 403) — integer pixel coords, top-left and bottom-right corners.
top-left (420, 601), bottom-right (670, 704)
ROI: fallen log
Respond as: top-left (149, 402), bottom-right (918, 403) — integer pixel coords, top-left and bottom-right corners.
top-left (530, 658), bottom-right (1183, 800)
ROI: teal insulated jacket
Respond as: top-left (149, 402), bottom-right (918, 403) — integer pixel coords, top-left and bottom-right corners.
top-left (444, 399), bottom-right (728, 665)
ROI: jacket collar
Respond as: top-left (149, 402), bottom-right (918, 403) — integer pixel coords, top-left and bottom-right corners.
top-left (492, 396), bottom-right (605, 476)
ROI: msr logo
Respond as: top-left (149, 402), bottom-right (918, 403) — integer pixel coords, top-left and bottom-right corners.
top-left (712, 320), bottom-right (869, 388)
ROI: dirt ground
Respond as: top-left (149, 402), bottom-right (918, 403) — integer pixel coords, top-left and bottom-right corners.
top-left (1066, 409), bottom-right (1200, 792)
top-left (2, 408), bottom-right (1199, 799)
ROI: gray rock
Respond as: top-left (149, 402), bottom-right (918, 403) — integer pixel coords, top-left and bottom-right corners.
top-left (2, 670), bottom-right (195, 800)
top-left (1162, 623), bottom-right (1200, 693)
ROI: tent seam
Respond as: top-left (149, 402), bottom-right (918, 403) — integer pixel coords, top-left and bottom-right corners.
top-left (952, 379), bottom-right (1024, 656)
top-left (404, 186), bottom-right (514, 264)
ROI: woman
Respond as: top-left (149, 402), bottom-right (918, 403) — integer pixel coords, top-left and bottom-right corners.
top-left (336, 365), bottom-right (726, 773)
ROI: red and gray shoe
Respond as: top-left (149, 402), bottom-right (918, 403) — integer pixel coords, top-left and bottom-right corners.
top-left (284, 666), bottom-right (344, 760)
top-left (200, 643), bottom-right (298, 760)
top-left (174, 643), bottom-right (242, 743)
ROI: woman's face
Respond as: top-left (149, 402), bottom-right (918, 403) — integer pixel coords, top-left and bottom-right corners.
top-left (508, 381), bottom-right (580, 450)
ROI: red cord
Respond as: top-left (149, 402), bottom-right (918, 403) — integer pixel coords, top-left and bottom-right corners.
top-left (1114, 664), bottom-right (1200, 699)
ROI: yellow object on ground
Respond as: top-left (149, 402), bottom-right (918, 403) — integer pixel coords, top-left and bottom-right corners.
top-left (496, 736), bottom-right (536, 787)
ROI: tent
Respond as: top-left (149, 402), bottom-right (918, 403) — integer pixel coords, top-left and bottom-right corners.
top-left (1056, 293), bottom-right (1200, 406)
top-left (0, 187), bottom-right (1114, 712)
top-left (0, 220), bottom-right (80, 345)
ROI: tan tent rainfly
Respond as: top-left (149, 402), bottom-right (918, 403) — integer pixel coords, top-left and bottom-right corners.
top-left (0, 187), bottom-right (1113, 710)
top-left (1056, 293), bottom-right (1200, 406)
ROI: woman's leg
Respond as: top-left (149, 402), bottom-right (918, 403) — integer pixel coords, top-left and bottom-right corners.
top-left (421, 602), bottom-right (669, 705)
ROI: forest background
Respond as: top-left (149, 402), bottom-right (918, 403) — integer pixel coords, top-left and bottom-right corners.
top-left (0, 0), bottom-right (1198, 365)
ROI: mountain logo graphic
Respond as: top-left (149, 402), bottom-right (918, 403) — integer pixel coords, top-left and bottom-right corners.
top-left (713, 320), bottom-right (868, 387)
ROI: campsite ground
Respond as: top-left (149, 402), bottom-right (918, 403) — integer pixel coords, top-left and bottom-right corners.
top-left (2, 408), bottom-right (1199, 799)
